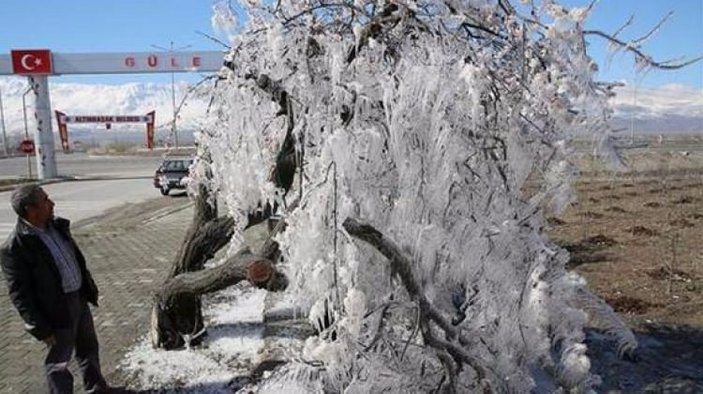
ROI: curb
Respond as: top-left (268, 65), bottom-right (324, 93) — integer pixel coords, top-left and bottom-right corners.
top-left (0, 175), bottom-right (153, 193)
top-left (140, 200), bottom-right (194, 225)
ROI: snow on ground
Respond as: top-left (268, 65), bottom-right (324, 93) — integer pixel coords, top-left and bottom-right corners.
top-left (120, 284), bottom-right (268, 393)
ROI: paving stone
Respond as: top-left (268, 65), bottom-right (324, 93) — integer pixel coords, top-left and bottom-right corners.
top-left (0, 197), bottom-right (193, 392)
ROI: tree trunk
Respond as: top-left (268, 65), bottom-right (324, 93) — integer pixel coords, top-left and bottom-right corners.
top-left (150, 181), bottom-right (288, 349)
top-left (150, 66), bottom-right (298, 350)
top-left (150, 182), bottom-right (235, 349)
top-left (150, 246), bottom-right (287, 349)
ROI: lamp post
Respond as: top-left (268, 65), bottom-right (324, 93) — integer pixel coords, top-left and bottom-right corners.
top-left (151, 41), bottom-right (191, 150)
top-left (22, 85), bottom-right (33, 178)
top-left (0, 88), bottom-right (8, 156)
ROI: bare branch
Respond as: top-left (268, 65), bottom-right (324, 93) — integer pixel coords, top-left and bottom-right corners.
top-left (631, 11), bottom-right (673, 46)
top-left (159, 251), bottom-right (258, 300)
top-left (611, 14), bottom-right (634, 40)
top-left (157, 250), bottom-right (286, 305)
top-left (584, 30), bottom-right (703, 70)
top-left (282, 3), bottom-right (368, 26)
top-left (195, 30), bottom-right (231, 49)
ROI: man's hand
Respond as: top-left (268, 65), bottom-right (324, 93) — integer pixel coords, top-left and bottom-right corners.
top-left (42, 335), bottom-right (57, 346)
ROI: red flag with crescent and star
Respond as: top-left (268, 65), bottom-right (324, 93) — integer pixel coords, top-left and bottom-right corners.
top-left (11, 49), bottom-right (53, 75)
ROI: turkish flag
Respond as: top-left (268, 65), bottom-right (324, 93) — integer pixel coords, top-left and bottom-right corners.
top-left (11, 49), bottom-right (53, 75)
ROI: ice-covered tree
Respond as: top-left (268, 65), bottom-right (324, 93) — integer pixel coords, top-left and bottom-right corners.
top-left (170, 0), bottom-right (699, 391)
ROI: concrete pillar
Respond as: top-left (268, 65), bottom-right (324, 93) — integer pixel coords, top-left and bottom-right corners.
top-left (28, 75), bottom-right (57, 179)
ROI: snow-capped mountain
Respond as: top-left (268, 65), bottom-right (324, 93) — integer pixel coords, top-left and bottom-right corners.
top-left (0, 77), bottom-right (700, 146)
top-left (609, 84), bottom-right (703, 134)
top-left (0, 76), bottom-right (214, 147)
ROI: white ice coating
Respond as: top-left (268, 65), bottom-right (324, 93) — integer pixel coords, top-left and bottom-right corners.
top-left (201, 1), bottom-right (633, 392)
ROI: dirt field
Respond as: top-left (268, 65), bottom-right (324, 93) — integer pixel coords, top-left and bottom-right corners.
top-left (545, 136), bottom-right (703, 391)
top-left (549, 137), bottom-right (703, 328)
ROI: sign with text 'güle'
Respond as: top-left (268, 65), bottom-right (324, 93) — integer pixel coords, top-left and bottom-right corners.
top-left (0, 50), bottom-right (223, 76)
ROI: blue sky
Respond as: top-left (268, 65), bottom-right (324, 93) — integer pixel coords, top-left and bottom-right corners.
top-left (568, 0), bottom-right (703, 89)
top-left (0, 0), bottom-right (701, 89)
top-left (0, 0), bottom-right (224, 85)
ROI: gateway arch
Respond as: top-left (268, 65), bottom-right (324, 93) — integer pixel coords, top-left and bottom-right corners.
top-left (0, 49), bottom-right (223, 179)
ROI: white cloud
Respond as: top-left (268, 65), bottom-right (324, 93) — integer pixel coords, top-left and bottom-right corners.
top-left (610, 83), bottom-right (703, 119)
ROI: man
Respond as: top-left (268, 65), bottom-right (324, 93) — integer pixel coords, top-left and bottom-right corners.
top-left (0, 184), bottom-right (108, 393)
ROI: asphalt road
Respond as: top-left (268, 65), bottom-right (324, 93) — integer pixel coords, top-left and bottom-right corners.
top-left (0, 152), bottom-right (163, 179)
top-left (0, 154), bottom-right (168, 241)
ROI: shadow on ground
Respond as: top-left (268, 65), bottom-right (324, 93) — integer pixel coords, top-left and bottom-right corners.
top-left (109, 382), bottom-right (233, 393)
top-left (588, 324), bottom-right (703, 392)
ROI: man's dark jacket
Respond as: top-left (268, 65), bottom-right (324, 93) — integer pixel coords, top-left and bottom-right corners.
top-left (0, 217), bottom-right (99, 341)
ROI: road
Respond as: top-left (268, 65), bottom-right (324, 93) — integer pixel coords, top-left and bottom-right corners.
top-left (0, 154), bottom-right (167, 241)
top-left (0, 152), bottom-right (163, 179)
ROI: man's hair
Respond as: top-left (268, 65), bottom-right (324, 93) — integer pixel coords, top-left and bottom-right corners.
top-left (10, 184), bottom-right (43, 218)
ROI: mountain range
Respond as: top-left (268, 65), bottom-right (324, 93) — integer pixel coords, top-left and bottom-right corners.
top-left (0, 77), bottom-right (700, 149)
top-left (609, 84), bottom-right (702, 135)
top-left (0, 77), bottom-right (211, 148)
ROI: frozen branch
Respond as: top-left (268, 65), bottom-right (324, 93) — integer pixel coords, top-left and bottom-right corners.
top-left (346, 3), bottom-right (402, 63)
top-left (203, 0), bottom-right (696, 389)
top-left (222, 61), bottom-right (299, 198)
top-left (343, 217), bottom-right (490, 391)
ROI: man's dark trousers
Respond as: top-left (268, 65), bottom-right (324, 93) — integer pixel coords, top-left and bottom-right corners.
top-left (45, 291), bottom-right (106, 394)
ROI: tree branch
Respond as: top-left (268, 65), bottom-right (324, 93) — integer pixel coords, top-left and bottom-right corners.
top-left (631, 11), bottom-right (672, 47)
top-left (346, 4), bottom-right (401, 64)
top-left (158, 250), bottom-right (286, 304)
top-left (584, 30), bottom-right (703, 70)
top-left (342, 217), bottom-right (491, 391)
top-left (169, 215), bottom-right (235, 277)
